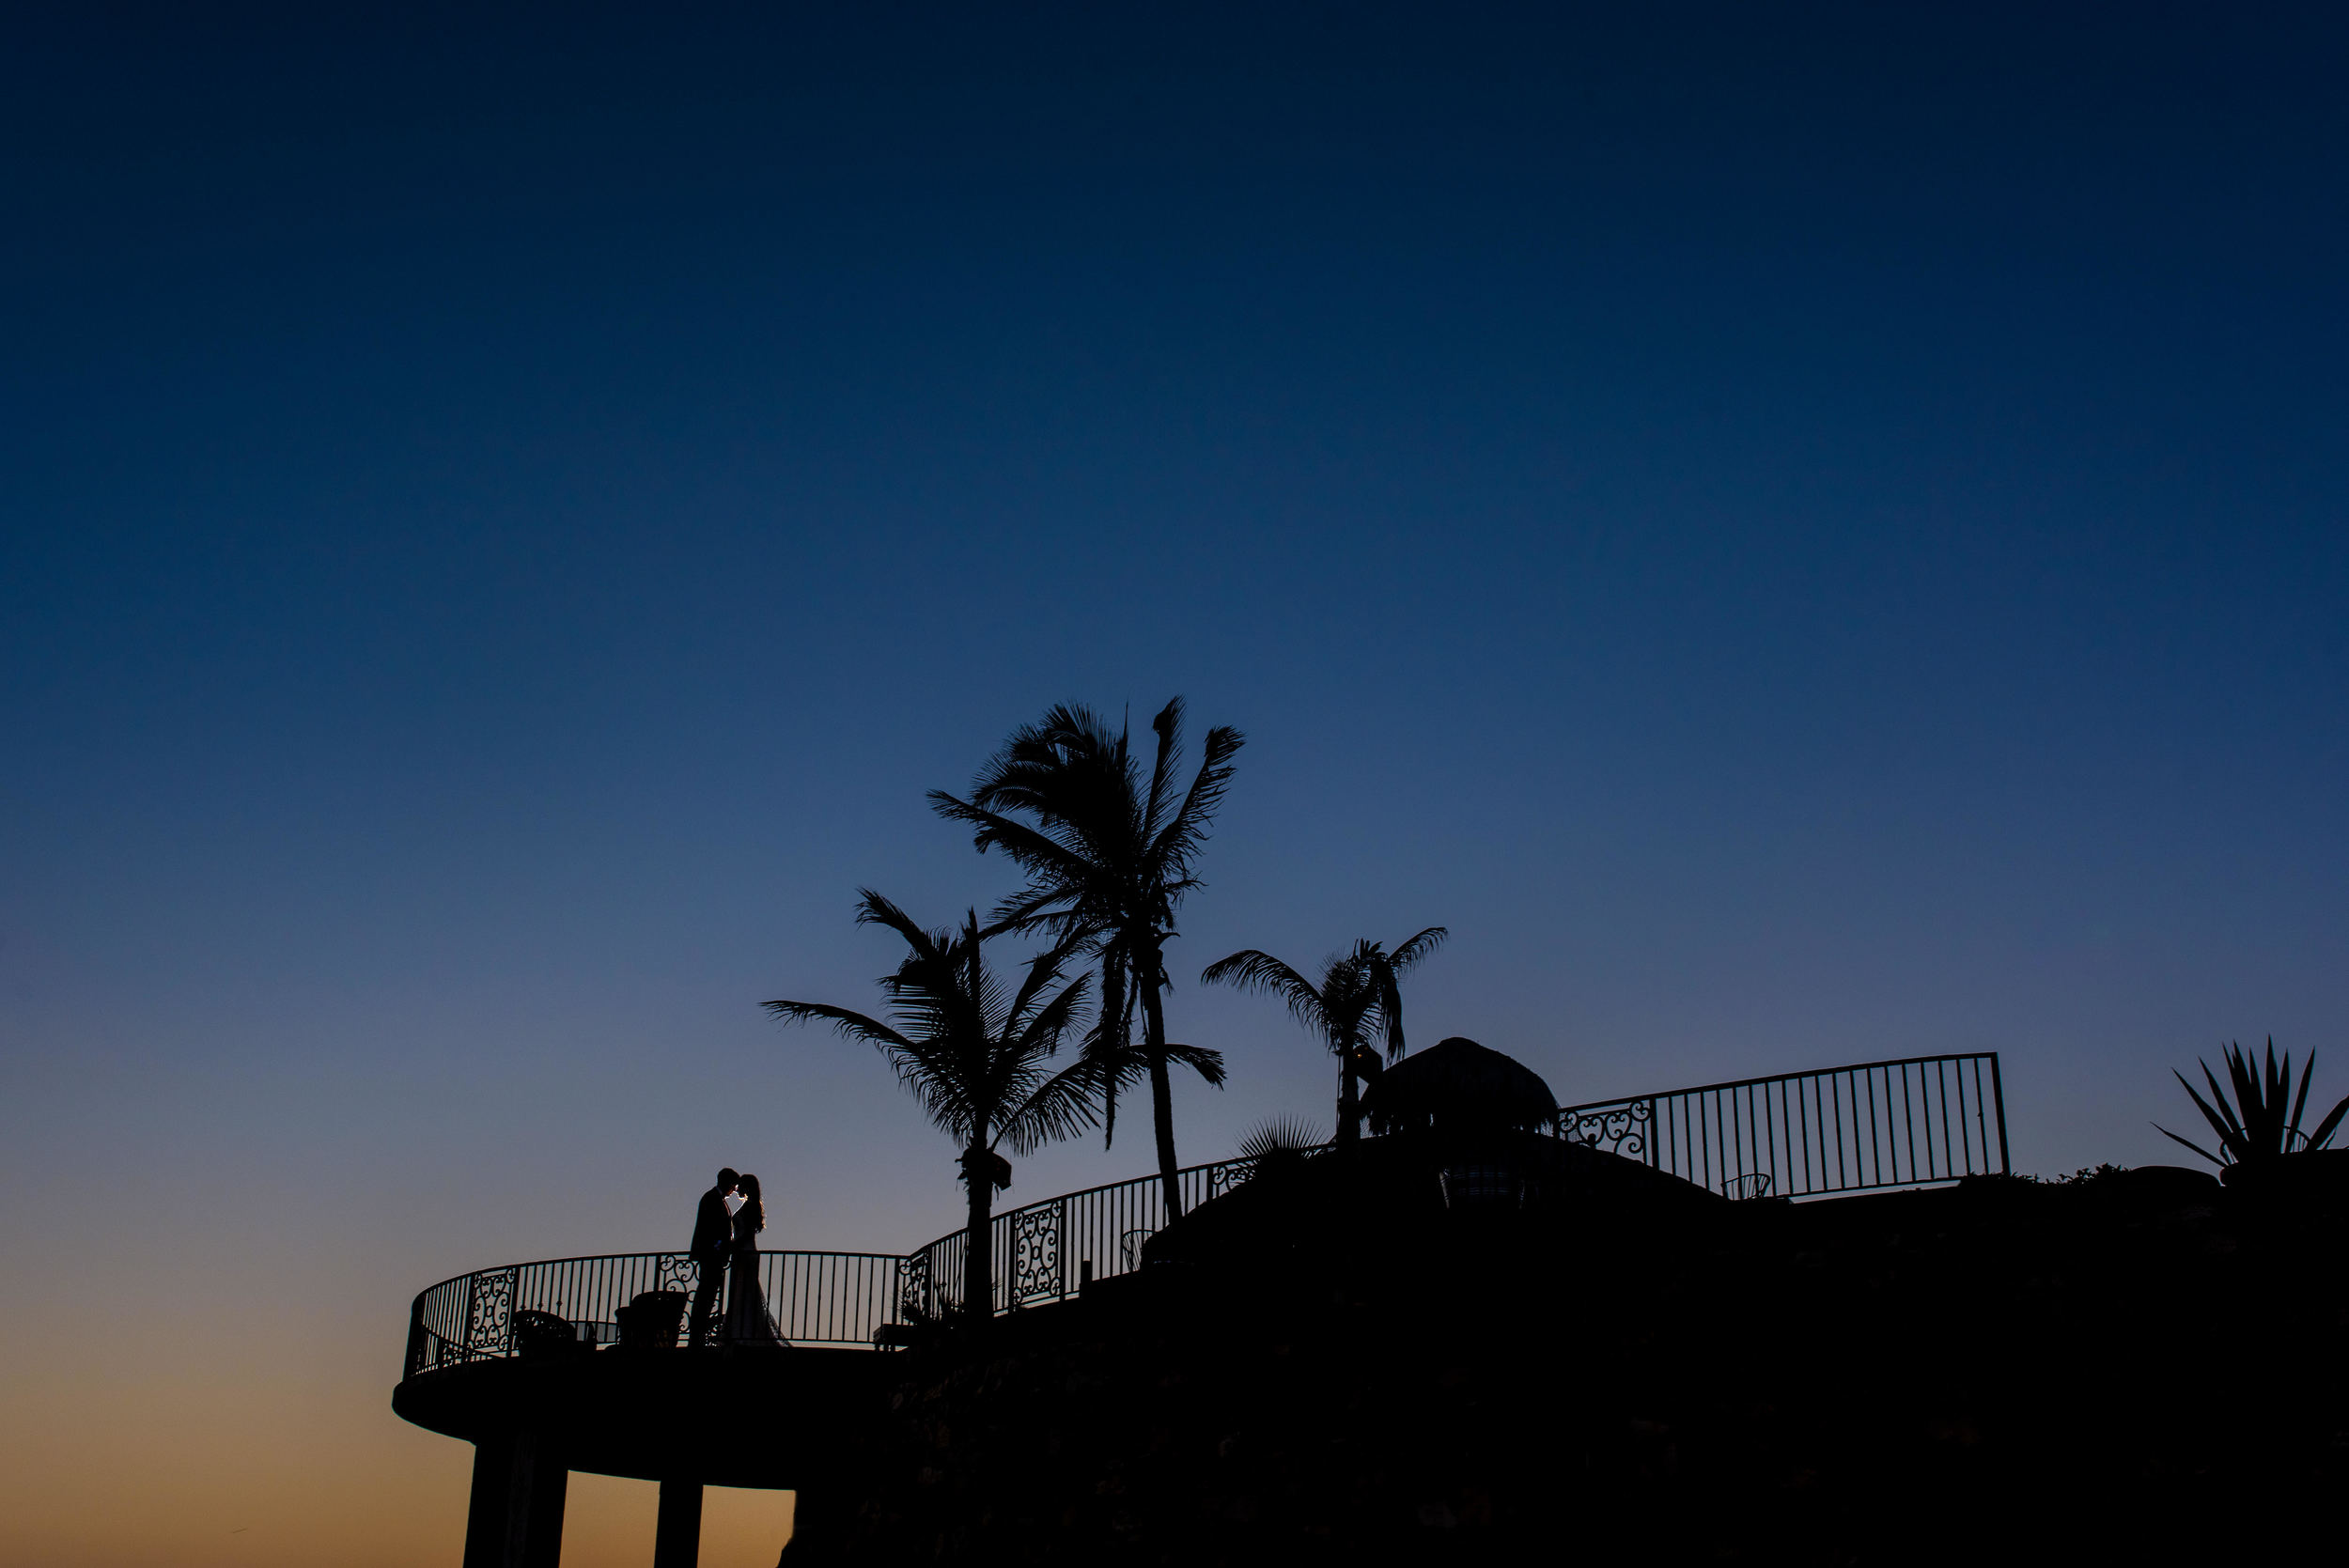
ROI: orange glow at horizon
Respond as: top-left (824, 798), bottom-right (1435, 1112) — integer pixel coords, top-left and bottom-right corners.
top-left (0, 1339), bottom-right (792, 1568)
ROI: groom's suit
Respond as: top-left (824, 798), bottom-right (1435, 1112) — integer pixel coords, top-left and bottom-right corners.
top-left (687, 1184), bottom-right (734, 1346)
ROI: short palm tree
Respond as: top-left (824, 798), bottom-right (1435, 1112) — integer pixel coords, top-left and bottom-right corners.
top-left (764, 891), bottom-right (1097, 1318)
top-left (2155, 1037), bottom-right (2349, 1171)
top-left (931, 699), bottom-right (1242, 1220)
top-left (1202, 927), bottom-right (1447, 1143)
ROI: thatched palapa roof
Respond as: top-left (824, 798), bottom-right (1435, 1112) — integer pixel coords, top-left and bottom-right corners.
top-left (1361, 1036), bottom-right (1558, 1136)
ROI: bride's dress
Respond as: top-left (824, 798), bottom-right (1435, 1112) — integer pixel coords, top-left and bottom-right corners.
top-left (723, 1212), bottom-right (787, 1348)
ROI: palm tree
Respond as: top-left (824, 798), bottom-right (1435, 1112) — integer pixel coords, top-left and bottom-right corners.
top-left (1201, 927), bottom-right (1447, 1143)
top-left (930, 699), bottom-right (1242, 1220)
top-left (764, 891), bottom-right (1096, 1319)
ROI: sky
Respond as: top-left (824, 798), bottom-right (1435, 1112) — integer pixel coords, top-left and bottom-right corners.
top-left (4, 4), bottom-right (2346, 1563)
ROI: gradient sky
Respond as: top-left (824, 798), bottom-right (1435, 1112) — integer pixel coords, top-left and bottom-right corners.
top-left (5, 6), bottom-right (2347, 1564)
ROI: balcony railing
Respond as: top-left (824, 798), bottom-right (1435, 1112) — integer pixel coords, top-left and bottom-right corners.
top-left (404, 1250), bottom-right (906, 1376)
top-left (402, 1052), bottom-right (2009, 1375)
top-left (903, 1151), bottom-right (1269, 1320)
top-left (1553, 1052), bottom-right (2009, 1201)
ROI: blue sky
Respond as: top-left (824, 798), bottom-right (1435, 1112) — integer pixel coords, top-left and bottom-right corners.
top-left (3, 7), bottom-right (2346, 1560)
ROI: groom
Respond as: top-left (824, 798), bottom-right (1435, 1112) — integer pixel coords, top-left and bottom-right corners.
top-left (688, 1167), bottom-right (739, 1347)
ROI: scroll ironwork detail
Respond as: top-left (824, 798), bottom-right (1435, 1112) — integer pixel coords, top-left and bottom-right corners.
top-left (1562, 1099), bottom-right (1653, 1159)
top-left (1010, 1204), bottom-right (1061, 1301)
top-left (465, 1267), bottom-right (517, 1357)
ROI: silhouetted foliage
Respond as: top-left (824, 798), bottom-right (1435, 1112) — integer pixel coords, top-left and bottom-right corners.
top-left (1202, 927), bottom-right (1445, 1143)
top-left (1234, 1112), bottom-right (1326, 1184)
top-left (765, 891), bottom-right (1096, 1318)
top-left (931, 698), bottom-right (1241, 1220)
top-left (1236, 1113), bottom-right (1327, 1160)
top-left (2155, 1038), bottom-right (2349, 1170)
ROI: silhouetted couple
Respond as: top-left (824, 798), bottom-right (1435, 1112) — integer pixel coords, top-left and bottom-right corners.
top-left (688, 1167), bottom-right (785, 1348)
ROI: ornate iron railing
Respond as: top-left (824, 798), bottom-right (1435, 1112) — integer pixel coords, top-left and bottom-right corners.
top-left (1552, 1052), bottom-right (2008, 1200)
top-left (904, 1152), bottom-right (1271, 1319)
top-left (404, 1250), bottom-right (905, 1376)
top-left (403, 1054), bottom-right (2011, 1376)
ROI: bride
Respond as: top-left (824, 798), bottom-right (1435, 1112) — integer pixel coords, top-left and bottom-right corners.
top-left (723, 1173), bottom-right (787, 1348)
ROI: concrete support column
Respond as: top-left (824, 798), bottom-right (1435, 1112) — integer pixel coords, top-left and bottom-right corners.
top-left (462, 1439), bottom-right (515, 1568)
top-left (462, 1433), bottom-right (568, 1568)
top-left (504, 1431), bottom-right (568, 1568)
top-left (653, 1479), bottom-right (704, 1568)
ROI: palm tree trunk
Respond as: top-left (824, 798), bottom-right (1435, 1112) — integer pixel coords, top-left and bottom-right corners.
top-left (1139, 968), bottom-right (1184, 1220)
top-left (1337, 1057), bottom-right (1360, 1145)
top-left (1097, 954), bottom-right (1128, 1145)
top-left (962, 1141), bottom-right (994, 1322)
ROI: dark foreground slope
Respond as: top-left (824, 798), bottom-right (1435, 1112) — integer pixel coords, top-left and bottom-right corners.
top-left (782, 1142), bottom-right (2349, 1566)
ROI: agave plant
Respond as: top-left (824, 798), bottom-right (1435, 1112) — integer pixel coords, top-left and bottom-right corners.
top-left (2154, 1037), bottom-right (2349, 1170)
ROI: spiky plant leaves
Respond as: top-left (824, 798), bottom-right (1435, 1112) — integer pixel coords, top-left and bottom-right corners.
top-left (2153, 1120), bottom-right (2226, 1168)
top-left (1237, 1113), bottom-right (1327, 1160)
top-left (2154, 1038), bottom-right (2349, 1167)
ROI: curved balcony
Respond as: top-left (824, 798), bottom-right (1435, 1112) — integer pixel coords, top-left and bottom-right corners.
top-left (402, 1052), bottom-right (2008, 1374)
top-left (393, 1053), bottom-right (2006, 1564)
top-left (403, 1250), bottom-right (910, 1374)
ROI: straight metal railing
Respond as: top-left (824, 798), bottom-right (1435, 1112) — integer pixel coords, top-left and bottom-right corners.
top-left (1552, 1052), bottom-right (2008, 1201)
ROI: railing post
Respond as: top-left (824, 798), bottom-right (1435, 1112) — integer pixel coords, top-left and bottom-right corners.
top-left (1990, 1052), bottom-right (2009, 1174)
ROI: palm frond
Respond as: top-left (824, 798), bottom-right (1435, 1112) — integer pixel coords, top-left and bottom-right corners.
top-left (1362, 926), bottom-right (1447, 1060)
top-left (1144, 721), bottom-right (1244, 887)
top-left (1201, 949), bottom-right (1330, 1032)
top-left (927, 793), bottom-right (1097, 895)
top-left (1141, 697), bottom-right (1187, 843)
top-left (760, 998), bottom-right (919, 1058)
top-left (1004, 928), bottom-right (1092, 1036)
top-left (1387, 925), bottom-right (1450, 971)
top-left (1162, 1041), bottom-right (1228, 1088)
top-left (1015, 965), bottom-right (1094, 1055)
top-left (851, 888), bottom-right (953, 968)
top-left (995, 1051), bottom-right (1107, 1157)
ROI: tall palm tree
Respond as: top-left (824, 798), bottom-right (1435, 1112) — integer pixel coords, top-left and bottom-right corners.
top-left (930, 698), bottom-right (1242, 1220)
top-left (764, 891), bottom-right (1096, 1319)
top-left (1202, 927), bottom-right (1447, 1143)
